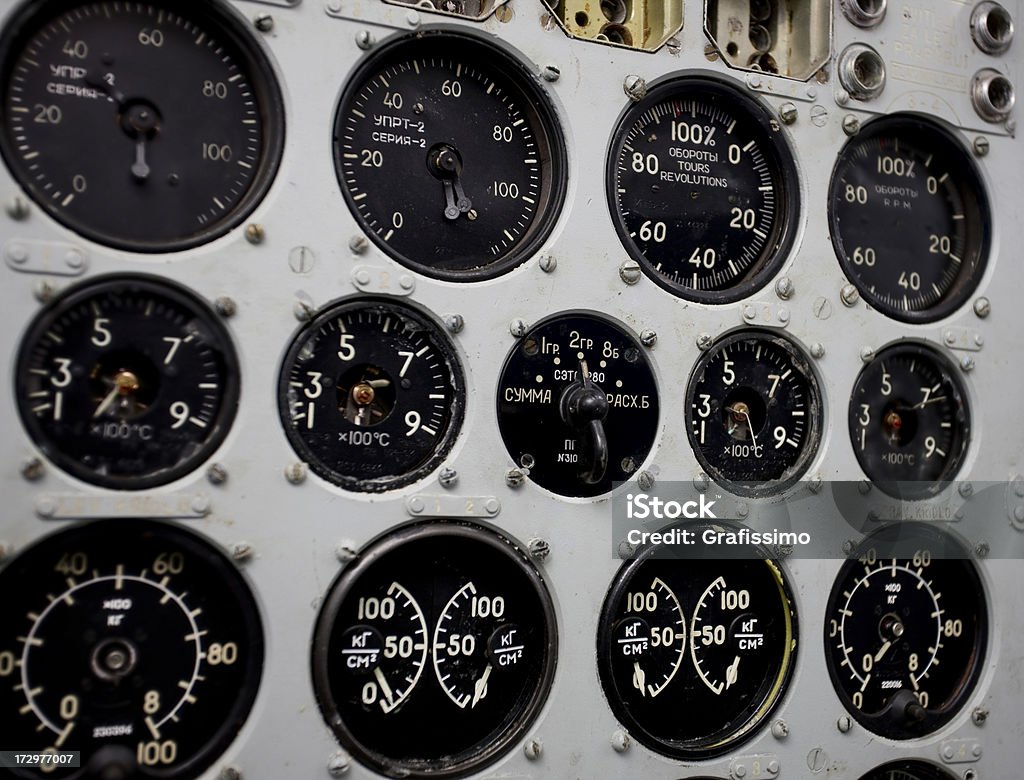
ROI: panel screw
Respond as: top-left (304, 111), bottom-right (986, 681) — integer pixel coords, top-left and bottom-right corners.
top-left (736, 502), bottom-right (749, 518)
top-left (231, 543), bottom-right (253, 563)
top-left (666, 37), bottom-right (681, 55)
top-left (837, 715), bottom-right (853, 733)
top-left (218, 766), bottom-right (242, 780)
top-left (974, 542), bottom-right (990, 558)
top-left (779, 103), bottom-right (798, 124)
top-left (443, 313), bottom-right (464, 334)
top-left (327, 750), bottom-right (351, 776)
top-left (294, 298), bottom-right (316, 322)
top-left (348, 235), bottom-right (368, 254)
top-left (775, 275), bottom-right (794, 299)
top-left (973, 297), bottom-right (991, 318)
top-left (495, 4), bottom-right (513, 22)
top-left (973, 136), bottom-right (990, 157)
top-left (524, 739), bottom-right (543, 760)
top-left (207, 463), bottom-right (228, 485)
top-left (610, 729), bottom-right (630, 752)
top-left (842, 539), bottom-right (856, 555)
top-left (860, 346), bottom-right (875, 363)
top-left (623, 75), bottom-right (647, 102)
top-left (810, 342), bottom-right (825, 359)
top-left (959, 482), bottom-right (974, 498)
top-left (538, 254), bottom-right (557, 273)
top-left (808, 474), bottom-right (824, 493)
top-left (637, 470), bottom-right (655, 491)
top-left (5, 195), bottom-right (29, 220)
top-left (244, 223), bottom-right (265, 244)
top-left (972, 706), bottom-right (989, 725)
top-left (215, 296), bottom-right (237, 317)
top-left (842, 114), bottom-right (861, 135)
top-left (505, 468), bottom-right (526, 488)
top-left (960, 356), bottom-right (976, 373)
top-left (528, 537), bottom-right (551, 560)
top-left (355, 30), bottom-right (374, 49)
top-left (253, 13), bottom-right (273, 31)
top-left (541, 65), bottom-right (560, 82)
top-left (640, 329), bottom-right (657, 347)
top-left (21, 458), bottom-right (44, 481)
top-left (336, 540), bottom-right (358, 563)
top-left (771, 719), bottom-right (789, 739)
top-left (841, 284), bottom-right (860, 306)
top-left (619, 259), bottom-right (642, 285)
top-left (696, 333), bottom-right (713, 351)
top-left (509, 319), bottom-right (528, 338)
top-left (438, 467), bottom-right (458, 488)
top-left (693, 472), bottom-right (709, 491)
top-left (285, 462), bottom-right (307, 484)
top-left (34, 280), bottom-right (57, 303)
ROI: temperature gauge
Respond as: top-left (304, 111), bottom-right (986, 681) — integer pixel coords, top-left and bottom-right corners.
top-left (312, 522), bottom-right (556, 778)
top-left (496, 313), bottom-right (659, 497)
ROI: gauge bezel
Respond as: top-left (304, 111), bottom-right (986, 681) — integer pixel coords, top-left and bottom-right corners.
top-left (684, 328), bottom-right (824, 497)
top-left (276, 295), bottom-right (466, 493)
top-left (827, 113), bottom-right (991, 323)
top-left (331, 28), bottom-right (568, 282)
top-left (0, 0), bottom-right (286, 253)
top-left (310, 520), bottom-right (558, 779)
top-left (596, 521), bottom-right (798, 759)
top-left (848, 340), bottom-right (971, 500)
top-left (13, 273), bottom-right (241, 490)
top-left (855, 760), bottom-right (958, 780)
top-left (605, 74), bottom-right (801, 304)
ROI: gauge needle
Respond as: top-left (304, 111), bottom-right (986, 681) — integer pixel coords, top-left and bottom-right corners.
top-left (725, 655), bottom-right (741, 690)
top-left (374, 667), bottom-right (395, 708)
top-left (911, 396), bottom-right (947, 409)
top-left (632, 661), bottom-right (647, 697)
top-left (874, 640), bottom-right (892, 662)
top-left (132, 138), bottom-right (151, 181)
top-left (725, 405), bottom-right (758, 448)
top-left (93, 385), bottom-right (121, 418)
top-left (471, 663), bottom-right (492, 708)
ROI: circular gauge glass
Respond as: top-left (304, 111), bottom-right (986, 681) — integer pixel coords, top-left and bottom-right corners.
top-left (850, 343), bottom-right (970, 499)
top-left (333, 30), bottom-right (567, 280)
top-left (607, 76), bottom-right (799, 302)
top-left (828, 115), bottom-right (990, 322)
top-left (0, 0), bottom-right (284, 252)
top-left (495, 313), bottom-right (659, 497)
top-left (685, 330), bottom-right (822, 496)
top-left (857, 761), bottom-right (957, 780)
top-left (598, 523), bottom-right (797, 759)
top-left (312, 521), bottom-right (557, 778)
top-left (825, 523), bottom-right (987, 739)
top-left (0, 518), bottom-right (263, 779)
top-left (278, 298), bottom-right (465, 492)
top-left (14, 275), bottom-right (240, 489)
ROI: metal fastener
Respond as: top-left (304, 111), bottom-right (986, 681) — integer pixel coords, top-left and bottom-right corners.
top-left (541, 65), bottom-right (560, 82)
top-left (771, 719), bottom-right (790, 739)
top-left (408, 496), bottom-right (425, 514)
top-left (21, 458), bottom-right (44, 481)
top-left (960, 356), bottom-right (976, 373)
top-left (5, 195), bottom-right (29, 220)
top-left (215, 296), bottom-right (237, 318)
top-left (736, 502), bottom-right (749, 518)
top-left (666, 37), bottom-right (681, 55)
top-left (348, 235), bottom-right (368, 254)
top-left (285, 462), bottom-right (307, 484)
top-left (975, 542), bottom-right (990, 558)
top-left (327, 750), bottom-right (351, 777)
top-left (505, 468), bottom-right (526, 488)
top-left (34, 280), bottom-right (56, 303)
top-left (842, 539), bottom-right (856, 555)
top-left (775, 276), bottom-right (794, 299)
top-left (837, 715), bottom-right (853, 733)
top-left (336, 541), bottom-right (358, 563)
top-left (244, 223), bottom-right (265, 244)
top-left (637, 470), bottom-right (655, 490)
top-left (399, 275), bottom-right (415, 291)
top-left (405, 10), bottom-right (421, 27)
top-left (942, 745), bottom-right (956, 760)
top-left (64, 249), bottom-right (85, 269)
top-left (191, 495), bottom-right (211, 516)
top-left (509, 318), bottom-right (528, 338)
top-left (972, 706), bottom-right (989, 725)
top-left (495, 4), bottom-right (513, 22)
top-left (860, 346), bottom-right (875, 362)
top-left (973, 297), bottom-right (991, 318)
top-left (231, 543), bottom-right (252, 563)
top-left (808, 474), bottom-right (824, 493)
top-left (355, 30), bottom-right (374, 50)
top-left (538, 254), bottom-right (557, 273)
top-left (640, 329), bottom-right (657, 347)
top-left (841, 284), bottom-right (860, 306)
top-left (443, 313), bottom-right (464, 334)
top-left (807, 747), bottom-right (828, 773)
top-left (693, 472), bottom-right (709, 491)
top-left (484, 498), bottom-right (500, 515)
top-left (254, 13), bottom-right (273, 31)
top-left (842, 114), bottom-right (861, 135)
top-left (810, 342), bottom-right (825, 359)
top-left (527, 537), bottom-right (550, 560)
top-left (207, 463), bottom-right (228, 485)
top-left (779, 103), bottom-right (798, 125)
top-left (973, 136), bottom-right (990, 157)
top-left (623, 75), bottom-right (647, 102)
top-left (218, 766), bottom-right (242, 780)
top-left (610, 729), bottom-right (630, 752)
top-left (619, 259), bottom-right (642, 285)
top-left (696, 333), bottom-right (714, 351)
top-left (959, 482), bottom-right (974, 498)
top-left (8, 243), bottom-right (29, 264)
top-left (438, 468), bottom-right (458, 488)
top-left (524, 739), bottom-right (543, 760)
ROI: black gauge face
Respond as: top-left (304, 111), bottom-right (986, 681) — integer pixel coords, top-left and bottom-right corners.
top-left (278, 299), bottom-right (465, 492)
top-left (333, 31), bottom-right (566, 280)
top-left (607, 77), bottom-right (799, 303)
top-left (312, 522), bottom-right (556, 778)
top-left (0, 0), bottom-right (284, 252)
top-left (685, 330), bottom-right (822, 496)
top-left (857, 761), bottom-right (957, 780)
top-left (0, 519), bottom-right (263, 779)
top-left (495, 313), bottom-right (659, 497)
top-left (828, 115), bottom-right (990, 322)
top-left (598, 527), bottom-right (797, 759)
top-left (825, 524), bottom-right (987, 740)
top-left (15, 276), bottom-right (239, 489)
top-left (850, 343), bottom-right (970, 499)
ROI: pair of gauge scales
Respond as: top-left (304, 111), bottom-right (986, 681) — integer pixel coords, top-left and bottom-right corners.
top-left (0, 517), bottom-right (987, 779)
top-left (0, 2), bottom-right (991, 323)
top-left (13, 275), bottom-right (972, 500)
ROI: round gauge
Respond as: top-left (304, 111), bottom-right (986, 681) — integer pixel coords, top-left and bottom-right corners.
top-left (277, 298), bottom-right (465, 492)
top-left (607, 76), bottom-right (799, 303)
top-left (825, 523), bottom-right (987, 739)
top-left (495, 313), bottom-right (659, 497)
top-left (14, 275), bottom-right (239, 489)
top-left (850, 343), bottom-right (970, 499)
top-left (312, 521), bottom-right (556, 778)
top-left (0, 0), bottom-right (284, 252)
top-left (828, 115), bottom-right (990, 322)
top-left (685, 330), bottom-right (822, 496)
top-left (857, 761), bottom-right (957, 780)
top-left (598, 524), bottom-right (797, 759)
top-left (333, 30), bottom-right (567, 280)
top-left (0, 518), bottom-right (263, 779)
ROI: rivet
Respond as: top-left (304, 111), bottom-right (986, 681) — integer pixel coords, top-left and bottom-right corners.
top-left (524, 739), bottom-right (543, 760)
top-left (215, 296), bottom-right (237, 317)
top-left (443, 313), bottom-right (464, 334)
top-left (779, 103), bottom-right (798, 124)
top-left (207, 463), bottom-right (228, 485)
top-left (285, 462), bottom-right (307, 484)
top-left (253, 13), bottom-right (273, 32)
top-left (973, 297), bottom-right (991, 318)
top-left (244, 223), bottom-right (265, 244)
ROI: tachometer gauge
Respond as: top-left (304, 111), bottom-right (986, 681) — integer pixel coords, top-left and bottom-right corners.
top-left (828, 115), bottom-right (990, 323)
top-left (0, 519), bottom-right (263, 779)
top-left (597, 524), bottom-right (797, 759)
top-left (607, 76), bottom-right (799, 303)
top-left (312, 522), bottom-right (556, 778)
top-left (849, 343), bottom-right (970, 499)
top-left (277, 298), bottom-right (465, 492)
top-left (825, 524), bottom-right (987, 739)
top-left (14, 275), bottom-right (240, 489)
top-left (0, 0), bottom-right (284, 252)
top-left (857, 761), bottom-right (957, 780)
top-left (495, 313), bottom-right (659, 497)
top-left (685, 330), bottom-right (822, 496)
top-left (333, 31), bottom-right (567, 280)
